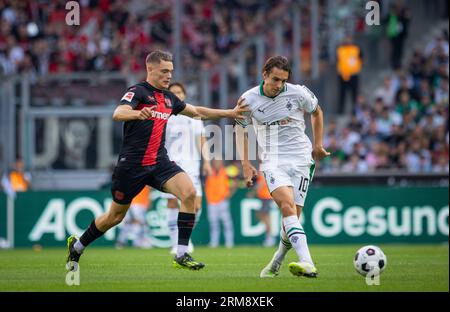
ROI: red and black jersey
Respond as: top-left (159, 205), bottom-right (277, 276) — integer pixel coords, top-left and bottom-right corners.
top-left (117, 81), bottom-right (186, 167)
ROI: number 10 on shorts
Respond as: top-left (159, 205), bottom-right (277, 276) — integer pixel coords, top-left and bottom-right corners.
top-left (298, 176), bottom-right (309, 193)
top-left (298, 176), bottom-right (309, 199)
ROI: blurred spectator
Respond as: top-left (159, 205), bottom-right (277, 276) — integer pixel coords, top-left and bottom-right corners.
top-left (1, 0), bottom-right (447, 176)
top-left (322, 134), bottom-right (346, 173)
top-left (386, 2), bottom-right (411, 70)
top-left (0, 0), bottom-right (368, 96)
top-left (432, 154), bottom-right (449, 173)
top-left (9, 158), bottom-right (31, 192)
top-left (336, 35), bottom-right (363, 114)
top-left (374, 76), bottom-right (397, 108)
top-left (0, 0), bottom-right (297, 77)
top-left (322, 28), bottom-right (449, 173)
top-left (340, 127), bottom-right (361, 155)
top-left (394, 72), bottom-right (416, 102)
top-left (325, 156), bottom-right (343, 173)
top-left (435, 77), bottom-right (449, 105)
top-left (205, 159), bottom-right (235, 248)
top-left (342, 153), bottom-right (369, 173)
top-left (425, 32), bottom-right (449, 58)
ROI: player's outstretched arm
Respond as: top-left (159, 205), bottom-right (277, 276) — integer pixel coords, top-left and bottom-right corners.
top-left (112, 104), bottom-right (155, 121)
top-left (235, 124), bottom-right (257, 187)
top-left (310, 104), bottom-right (331, 161)
top-left (198, 136), bottom-right (213, 176)
top-left (179, 98), bottom-right (249, 120)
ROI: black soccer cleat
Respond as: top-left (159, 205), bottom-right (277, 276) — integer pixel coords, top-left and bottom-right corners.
top-left (66, 235), bottom-right (82, 272)
top-left (173, 253), bottom-right (205, 270)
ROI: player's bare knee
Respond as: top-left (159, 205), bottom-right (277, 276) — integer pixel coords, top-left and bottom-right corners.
top-left (167, 198), bottom-right (178, 208)
top-left (180, 187), bottom-right (197, 203)
top-left (109, 210), bottom-right (126, 226)
top-left (112, 214), bottom-right (126, 226)
top-left (280, 201), bottom-right (296, 216)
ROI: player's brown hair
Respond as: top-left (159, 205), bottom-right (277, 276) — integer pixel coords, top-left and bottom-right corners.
top-left (145, 50), bottom-right (173, 64)
top-left (168, 82), bottom-right (186, 94)
top-left (262, 56), bottom-right (291, 77)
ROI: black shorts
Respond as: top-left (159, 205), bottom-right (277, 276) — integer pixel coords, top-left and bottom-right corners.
top-left (111, 160), bottom-right (184, 204)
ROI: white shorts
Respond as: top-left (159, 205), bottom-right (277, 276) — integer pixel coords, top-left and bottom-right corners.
top-left (263, 161), bottom-right (315, 206)
top-left (159, 171), bottom-right (203, 199)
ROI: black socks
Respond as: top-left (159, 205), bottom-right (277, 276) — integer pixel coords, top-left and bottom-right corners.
top-left (177, 212), bottom-right (196, 246)
top-left (79, 220), bottom-right (105, 247)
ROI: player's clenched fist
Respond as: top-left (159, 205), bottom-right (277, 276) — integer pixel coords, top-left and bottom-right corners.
top-left (138, 106), bottom-right (155, 120)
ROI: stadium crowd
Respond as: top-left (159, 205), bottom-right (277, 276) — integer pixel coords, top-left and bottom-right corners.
top-left (0, 0), bottom-right (368, 108)
top-left (1, 0), bottom-right (448, 175)
top-left (0, 0), bottom-right (299, 76)
top-left (0, 0), bottom-right (366, 77)
top-left (322, 29), bottom-right (449, 173)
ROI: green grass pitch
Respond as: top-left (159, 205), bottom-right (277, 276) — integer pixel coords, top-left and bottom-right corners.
top-left (0, 244), bottom-right (447, 292)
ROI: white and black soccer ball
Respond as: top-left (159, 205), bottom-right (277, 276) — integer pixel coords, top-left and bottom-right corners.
top-left (353, 245), bottom-right (387, 276)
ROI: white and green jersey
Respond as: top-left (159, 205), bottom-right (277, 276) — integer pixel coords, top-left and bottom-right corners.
top-left (236, 82), bottom-right (318, 169)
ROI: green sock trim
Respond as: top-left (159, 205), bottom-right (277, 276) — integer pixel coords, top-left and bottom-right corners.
top-left (286, 227), bottom-right (303, 235)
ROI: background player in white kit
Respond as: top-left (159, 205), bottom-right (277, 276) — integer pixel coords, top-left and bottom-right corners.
top-left (235, 56), bottom-right (330, 278)
top-left (163, 82), bottom-right (212, 254)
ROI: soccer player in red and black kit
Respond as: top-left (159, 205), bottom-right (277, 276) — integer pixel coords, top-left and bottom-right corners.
top-left (66, 51), bottom-right (248, 271)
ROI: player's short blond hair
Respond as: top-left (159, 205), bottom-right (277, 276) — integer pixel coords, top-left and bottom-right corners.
top-left (145, 51), bottom-right (173, 64)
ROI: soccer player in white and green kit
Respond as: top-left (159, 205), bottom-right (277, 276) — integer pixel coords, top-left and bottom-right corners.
top-left (235, 56), bottom-right (330, 278)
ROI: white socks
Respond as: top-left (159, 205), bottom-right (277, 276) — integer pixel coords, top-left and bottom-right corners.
top-left (282, 216), bottom-right (313, 264)
top-left (73, 240), bottom-right (85, 254)
top-left (272, 219), bottom-right (294, 265)
top-left (167, 208), bottom-right (179, 247)
top-left (177, 244), bottom-right (188, 257)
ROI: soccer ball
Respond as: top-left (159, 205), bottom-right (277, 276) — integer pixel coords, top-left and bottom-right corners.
top-left (353, 245), bottom-right (387, 276)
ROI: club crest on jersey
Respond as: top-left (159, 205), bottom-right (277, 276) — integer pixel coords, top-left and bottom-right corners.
top-left (165, 97), bottom-right (172, 108)
top-left (286, 99), bottom-right (294, 111)
top-left (121, 92), bottom-right (135, 102)
top-left (270, 176), bottom-right (275, 184)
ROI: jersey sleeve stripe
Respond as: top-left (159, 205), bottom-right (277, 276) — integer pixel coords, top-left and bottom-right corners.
top-left (234, 118), bottom-right (248, 128)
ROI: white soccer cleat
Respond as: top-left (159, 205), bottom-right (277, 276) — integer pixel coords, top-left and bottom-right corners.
top-left (288, 261), bottom-right (318, 278)
top-left (260, 260), bottom-right (281, 278)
